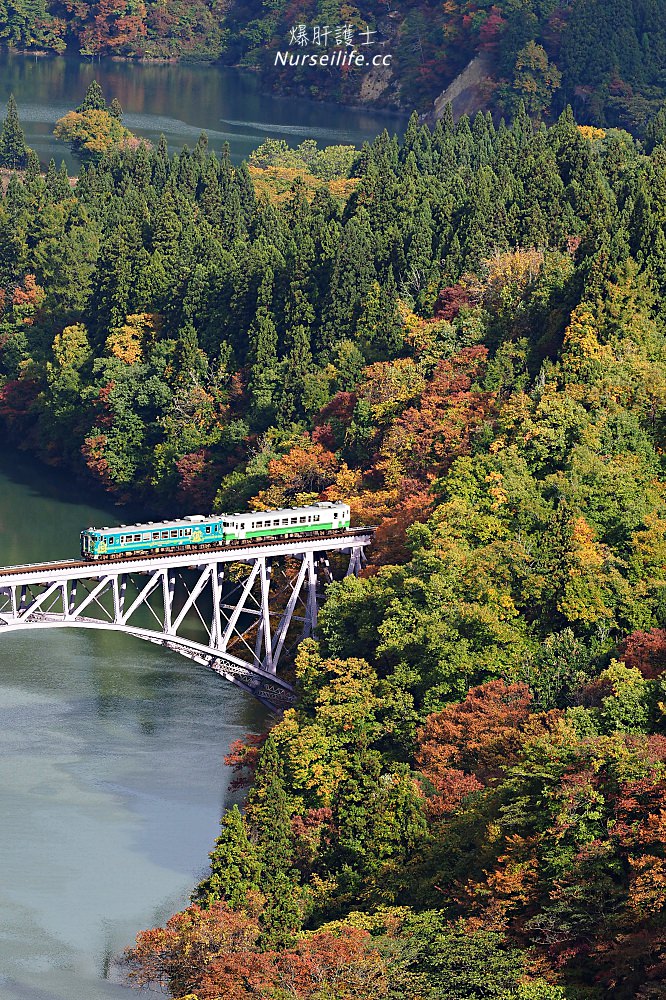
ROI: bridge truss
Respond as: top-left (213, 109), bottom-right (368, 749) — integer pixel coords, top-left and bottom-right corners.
top-left (0, 530), bottom-right (373, 709)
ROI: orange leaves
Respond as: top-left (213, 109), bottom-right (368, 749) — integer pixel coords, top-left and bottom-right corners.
top-left (124, 903), bottom-right (268, 999)
top-left (364, 488), bottom-right (433, 570)
top-left (417, 680), bottom-right (534, 793)
top-left (388, 346), bottom-right (495, 479)
top-left (267, 442), bottom-right (339, 496)
top-left (628, 854), bottom-right (666, 917)
top-left (11, 274), bottom-right (45, 326)
top-left (124, 902), bottom-right (389, 1000)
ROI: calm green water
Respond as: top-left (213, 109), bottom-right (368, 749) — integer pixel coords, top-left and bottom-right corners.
top-left (0, 54), bottom-right (406, 170)
top-left (0, 450), bottom-right (266, 998)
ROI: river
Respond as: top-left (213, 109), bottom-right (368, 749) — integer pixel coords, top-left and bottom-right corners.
top-left (0, 448), bottom-right (267, 999)
top-left (0, 54), bottom-right (407, 170)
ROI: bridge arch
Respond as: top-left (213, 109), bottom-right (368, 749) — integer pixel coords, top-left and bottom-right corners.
top-left (0, 532), bottom-right (372, 710)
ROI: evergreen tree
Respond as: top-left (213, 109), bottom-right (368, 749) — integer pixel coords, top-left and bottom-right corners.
top-left (109, 98), bottom-right (123, 121)
top-left (77, 80), bottom-right (107, 113)
top-left (245, 736), bottom-right (302, 948)
top-left (0, 95), bottom-right (28, 169)
top-left (191, 804), bottom-right (262, 910)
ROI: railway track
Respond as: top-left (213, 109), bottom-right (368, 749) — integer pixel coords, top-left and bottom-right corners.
top-left (0, 527), bottom-right (375, 577)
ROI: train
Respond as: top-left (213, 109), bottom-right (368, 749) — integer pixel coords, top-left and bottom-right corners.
top-left (80, 501), bottom-right (352, 560)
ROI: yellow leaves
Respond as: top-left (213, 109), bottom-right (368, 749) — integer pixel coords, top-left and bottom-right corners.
top-left (248, 165), bottom-right (357, 206)
top-left (466, 248), bottom-right (545, 311)
top-left (570, 516), bottom-right (605, 573)
top-left (563, 305), bottom-right (615, 385)
top-left (106, 325), bottom-right (142, 364)
top-left (54, 109), bottom-right (137, 155)
top-left (357, 357), bottom-right (426, 424)
top-left (485, 471), bottom-right (508, 510)
top-left (105, 313), bottom-right (161, 365)
top-left (599, 659), bottom-right (646, 695)
top-left (577, 125), bottom-right (606, 142)
top-left (51, 323), bottom-right (91, 370)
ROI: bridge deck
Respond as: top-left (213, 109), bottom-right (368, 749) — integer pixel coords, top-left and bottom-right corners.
top-left (0, 528), bottom-right (374, 585)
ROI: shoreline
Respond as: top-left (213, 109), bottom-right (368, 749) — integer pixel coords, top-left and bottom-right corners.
top-left (1, 47), bottom-right (408, 114)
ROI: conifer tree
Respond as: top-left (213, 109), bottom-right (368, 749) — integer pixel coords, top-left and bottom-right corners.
top-left (245, 736), bottom-right (302, 949)
top-left (191, 804), bottom-right (261, 910)
top-left (77, 80), bottom-right (107, 113)
top-left (0, 95), bottom-right (28, 169)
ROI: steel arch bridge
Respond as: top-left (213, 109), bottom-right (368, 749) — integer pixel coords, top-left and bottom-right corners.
top-left (0, 529), bottom-right (373, 710)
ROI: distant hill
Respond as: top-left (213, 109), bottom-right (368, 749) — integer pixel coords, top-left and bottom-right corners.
top-left (6, 0), bottom-right (666, 131)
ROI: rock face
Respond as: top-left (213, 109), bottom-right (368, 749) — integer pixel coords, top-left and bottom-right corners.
top-left (359, 60), bottom-right (394, 103)
top-left (433, 52), bottom-right (494, 120)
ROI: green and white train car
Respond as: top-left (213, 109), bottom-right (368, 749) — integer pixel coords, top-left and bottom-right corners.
top-left (80, 501), bottom-right (351, 560)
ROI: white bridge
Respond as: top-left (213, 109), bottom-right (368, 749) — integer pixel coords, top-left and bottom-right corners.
top-left (0, 530), bottom-right (373, 709)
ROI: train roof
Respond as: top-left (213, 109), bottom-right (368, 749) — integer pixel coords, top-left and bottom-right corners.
top-left (85, 501), bottom-right (348, 533)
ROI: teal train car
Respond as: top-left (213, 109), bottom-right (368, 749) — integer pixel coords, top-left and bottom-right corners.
top-left (80, 501), bottom-right (351, 560)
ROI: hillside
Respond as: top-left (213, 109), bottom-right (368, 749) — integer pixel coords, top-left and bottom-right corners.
top-left (7, 1), bottom-right (666, 130)
top-left (1, 93), bottom-right (666, 995)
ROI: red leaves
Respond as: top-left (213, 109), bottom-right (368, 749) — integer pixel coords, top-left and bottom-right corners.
top-left (433, 285), bottom-right (471, 321)
top-left (224, 733), bottom-right (268, 791)
top-left (619, 629), bottom-right (666, 678)
top-left (81, 433), bottom-right (112, 487)
top-left (176, 449), bottom-right (221, 510)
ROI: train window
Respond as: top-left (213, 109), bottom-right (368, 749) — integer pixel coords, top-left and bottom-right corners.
top-left (134, 534), bottom-right (141, 541)
top-left (274, 519), bottom-right (280, 526)
top-left (205, 526), bottom-right (211, 533)
top-left (170, 530), bottom-right (178, 538)
top-left (161, 531), bottom-right (169, 539)
top-left (307, 516), bottom-right (312, 522)
top-left (299, 516), bottom-right (307, 523)
top-left (334, 513), bottom-right (338, 518)
top-left (291, 517), bottom-right (297, 525)
top-left (152, 532), bottom-right (159, 540)
top-left (282, 519), bottom-right (289, 525)
top-left (313, 515), bottom-right (320, 522)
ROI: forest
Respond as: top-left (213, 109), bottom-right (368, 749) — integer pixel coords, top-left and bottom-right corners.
top-left (0, 87), bottom-right (666, 995)
top-left (5, 0), bottom-right (666, 127)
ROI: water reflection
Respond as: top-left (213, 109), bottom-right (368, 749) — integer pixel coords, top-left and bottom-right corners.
top-left (0, 54), bottom-right (406, 170)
